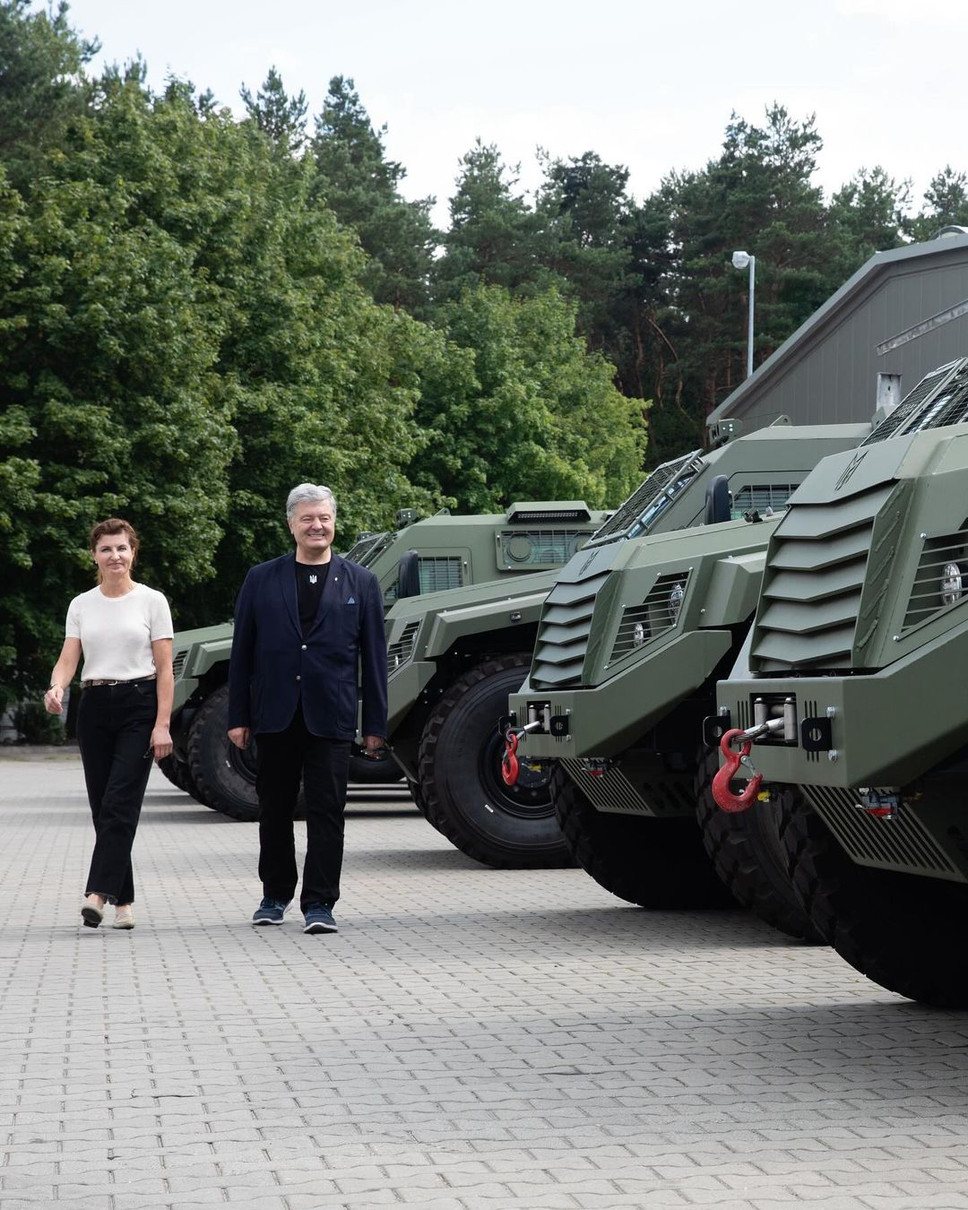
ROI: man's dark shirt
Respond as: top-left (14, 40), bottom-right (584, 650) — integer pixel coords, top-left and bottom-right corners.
top-left (296, 561), bottom-right (330, 636)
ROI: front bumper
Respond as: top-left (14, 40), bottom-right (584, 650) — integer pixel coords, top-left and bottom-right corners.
top-left (509, 628), bottom-right (732, 759)
top-left (715, 621), bottom-right (968, 788)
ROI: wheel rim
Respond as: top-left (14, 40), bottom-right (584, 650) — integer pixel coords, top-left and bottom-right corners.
top-left (478, 729), bottom-right (554, 819)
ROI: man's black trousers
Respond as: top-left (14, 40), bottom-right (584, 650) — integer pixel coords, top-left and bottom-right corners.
top-left (76, 681), bottom-right (156, 904)
top-left (255, 705), bottom-right (351, 911)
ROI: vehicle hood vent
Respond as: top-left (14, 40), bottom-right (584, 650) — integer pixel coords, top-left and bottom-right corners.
top-left (531, 572), bottom-right (610, 688)
top-left (506, 501), bottom-right (591, 522)
top-left (751, 484), bottom-right (893, 672)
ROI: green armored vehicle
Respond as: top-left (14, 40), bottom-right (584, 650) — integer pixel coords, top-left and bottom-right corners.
top-left (713, 358), bottom-right (968, 1005)
top-left (384, 420), bottom-right (868, 871)
top-left (165, 501), bottom-right (605, 819)
top-left (504, 422), bottom-right (873, 917)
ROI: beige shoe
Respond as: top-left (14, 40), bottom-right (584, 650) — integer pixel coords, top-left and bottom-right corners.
top-left (112, 905), bottom-right (135, 930)
top-left (81, 895), bottom-right (104, 928)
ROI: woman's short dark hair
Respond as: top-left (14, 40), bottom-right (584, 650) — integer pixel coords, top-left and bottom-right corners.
top-left (89, 518), bottom-right (139, 562)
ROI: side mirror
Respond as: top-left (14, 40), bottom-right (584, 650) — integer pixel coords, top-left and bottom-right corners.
top-left (396, 551), bottom-right (421, 599)
top-left (704, 475), bottom-right (731, 525)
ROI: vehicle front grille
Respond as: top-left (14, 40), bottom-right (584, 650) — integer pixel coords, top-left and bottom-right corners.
top-left (751, 484), bottom-right (894, 671)
top-left (900, 524), bottom-right (968, 634)
top-left (560, 760), bottom-right (652, 814)
top-left (531, 572), bottom-right (609, 688)
top-left (172, 649), bottom-right (188, 679)
top-left (387, 621), bottom-right (420, 670)
top-left (609, 571), bottom-right (690, 663)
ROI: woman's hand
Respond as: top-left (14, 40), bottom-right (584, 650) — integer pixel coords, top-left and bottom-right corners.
top-left (43, 686), bottom-right (65, 715)
top-left (151, 725), bottom-right (173, 761)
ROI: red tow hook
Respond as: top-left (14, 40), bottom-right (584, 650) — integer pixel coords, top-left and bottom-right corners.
top-left (712, 728), bottom-right (763, 813)
top-left (502, 731), bottom-right (520, 786)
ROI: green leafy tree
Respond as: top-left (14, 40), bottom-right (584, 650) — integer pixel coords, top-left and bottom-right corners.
top-left (312, 76), bottom-right (436, 313)
top-left (0, 144), bottom-right (234, 708)
top-left (240, 65), bottom-right (308, 153)
top-left (911, 167), bottom-right (968, 241)
top-left (0, 61), bottom-right (447, 706)
top-left (410, 283), bottom-right (646, 511)
top-left (0, 0), bottom-right (97, 192)
top-left (826, 167), bottom-right (910, 285)
top-left (433, 141), bottom-right (543, 303)
top-left (643, 104), bottom-right (830, 462)
top-left (535, 151), bottom-right (635, 341)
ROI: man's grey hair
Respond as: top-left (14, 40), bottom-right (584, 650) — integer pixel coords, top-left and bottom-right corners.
top-left (286, 483), bottom-right (337, 519)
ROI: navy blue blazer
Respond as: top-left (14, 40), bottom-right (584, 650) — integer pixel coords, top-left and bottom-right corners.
top-left (227, 552), bottom-right (387, 740)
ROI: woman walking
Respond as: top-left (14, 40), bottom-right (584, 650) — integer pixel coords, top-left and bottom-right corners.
top-left (44, 518), bottom-right (174, 929)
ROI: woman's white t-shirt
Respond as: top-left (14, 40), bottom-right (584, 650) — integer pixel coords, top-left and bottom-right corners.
top-left (66, 584), bottom-right (174, 682)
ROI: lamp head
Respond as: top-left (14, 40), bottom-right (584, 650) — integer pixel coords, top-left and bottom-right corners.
top-left (731, 250), bottom-right (751, 270)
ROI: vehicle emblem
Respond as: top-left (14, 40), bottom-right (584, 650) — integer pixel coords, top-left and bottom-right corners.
top-left (834, 448), bottom-right (868, 491)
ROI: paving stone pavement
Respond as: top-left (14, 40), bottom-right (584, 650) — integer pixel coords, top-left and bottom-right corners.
top-left (2, 750), bottom-right (968, 1210)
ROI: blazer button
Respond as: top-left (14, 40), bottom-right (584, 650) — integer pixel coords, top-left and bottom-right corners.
top-left (301, 644), bottom-right (307, 650)
top-left (296, 675), bottom-right (301, 681)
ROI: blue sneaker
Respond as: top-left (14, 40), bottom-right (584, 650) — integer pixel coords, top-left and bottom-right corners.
top-left (251, 897), bottom-right (290, 926)
top-left (303, 903), bottom-right (337, 934)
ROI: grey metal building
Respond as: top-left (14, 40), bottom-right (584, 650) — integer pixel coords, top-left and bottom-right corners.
top-left (707, 229), bottom-right (968, 436)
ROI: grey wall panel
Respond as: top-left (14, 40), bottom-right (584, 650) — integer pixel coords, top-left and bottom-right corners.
top-left (712, 238), bottom-right (968, 436)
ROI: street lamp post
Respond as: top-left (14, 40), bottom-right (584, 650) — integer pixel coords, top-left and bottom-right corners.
top-left (731, 250), bottom-right (755, 379)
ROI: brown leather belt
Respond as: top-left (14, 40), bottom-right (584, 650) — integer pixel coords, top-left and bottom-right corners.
top-left (80, 675), bottom-right (157, 690)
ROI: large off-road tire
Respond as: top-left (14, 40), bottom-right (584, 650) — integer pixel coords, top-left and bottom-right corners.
top-left (778, 787), bottom-right (968, 1007)
top-left (409, 779), bottom-right (432, 820)
top-left (348, 746), bottom-right (404, 784)
top-left (552, 764), bottom-right (732, 908)
top-left (418, 655), bottom-right (572, 868)
top-left (185, 687), bottom-right (312, 823)
top-left (157, 753), bottom-right (206, 804)
top-left (187, 686), bottom-right (262, 821)
top-left (695, 749), bottom-right (824, 942)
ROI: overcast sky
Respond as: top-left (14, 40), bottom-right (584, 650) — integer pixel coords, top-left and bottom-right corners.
top-left (61, 0), bottom-right (967, 226)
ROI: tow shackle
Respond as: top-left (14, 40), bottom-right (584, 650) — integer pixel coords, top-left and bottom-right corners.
top-left (711, 728), bottom-right (763, 813)
top-left (501, 731), bottom-right (520, 786)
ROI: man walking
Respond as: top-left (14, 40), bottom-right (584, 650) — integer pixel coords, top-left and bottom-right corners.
top-left (227, 484), bottom-right (387, 934)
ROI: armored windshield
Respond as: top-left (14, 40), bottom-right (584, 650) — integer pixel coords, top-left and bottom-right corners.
top-left (861, 358), bottom-right (968, 445)
top-left (343, 530), bottom-right (395, 565)
top-left (587, 450), bottom-right (706, 545)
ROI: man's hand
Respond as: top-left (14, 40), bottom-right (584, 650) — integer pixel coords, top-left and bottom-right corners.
top-left (228, 726), bottom-right (250, 750)
top-left (363, 734), bottom-right (385, 756)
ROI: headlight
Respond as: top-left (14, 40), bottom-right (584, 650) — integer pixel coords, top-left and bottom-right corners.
top-left (941, 562), bottom-right (963, 606)
top-left (632, 621), bottom-right (648, 646)
top-left (668, 581), bottom-right (685, 625)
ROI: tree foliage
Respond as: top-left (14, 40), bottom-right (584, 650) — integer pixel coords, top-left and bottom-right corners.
top-left (312, 76), bottom-right (436, 314)
top-left (0, 0), bottom-right (97, 190)
top-left (409, 284), bottom-right (646, 511)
